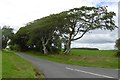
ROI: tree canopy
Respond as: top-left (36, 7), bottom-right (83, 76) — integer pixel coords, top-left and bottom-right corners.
top-left (115, 38), bottom-right (120, 50)
top-left (56, 6), bottom-right (117, 54)
top-left (14, 6), bottom-right (117, 54)
top-left (2, 26), bottom-right (14, 49)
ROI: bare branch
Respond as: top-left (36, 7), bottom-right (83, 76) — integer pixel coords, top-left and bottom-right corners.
top-left (71, 28), bottom-right (89, 41)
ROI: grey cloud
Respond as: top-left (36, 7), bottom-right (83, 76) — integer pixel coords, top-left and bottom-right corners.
top-left (73, 29), bottom-right (117, 44)
top-left (71, 29), bottom-right (117, 50)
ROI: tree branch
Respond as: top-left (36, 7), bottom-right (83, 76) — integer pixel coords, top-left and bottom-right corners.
top-left (45, 38), bottom-right (50, 45)
top-left (71, 28), bottom-right (89, 41)
top-left (72, 25), bottom-right (82, 39)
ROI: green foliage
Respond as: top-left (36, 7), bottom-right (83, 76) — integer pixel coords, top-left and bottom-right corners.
top-left (14, 14), bottom-right (62, 54)
top-left (14, 27), bottom-right (29, 51)
top-left (115, 51), bottom-right (120, 57)
top-left (2, 39), bottom-right (7, 49)
top-left (57, 6), bottom-right (117, 54)
top-left (10, 44), bottom-right (21, 51)
top-left (2, 26), bottom-right (14, 49)
top-left (63, 6), bottom-right (117, 41)
top-left (115, 38), bottom-right (120, 50)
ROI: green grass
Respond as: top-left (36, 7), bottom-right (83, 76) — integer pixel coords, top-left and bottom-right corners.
top-left (24, 49), bottom-right (119, 69)
top-left (2, 50), bottom-right (41, 78)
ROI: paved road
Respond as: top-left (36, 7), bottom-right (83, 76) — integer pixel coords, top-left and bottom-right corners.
top-left (15, 52), bottom-right (119, 79)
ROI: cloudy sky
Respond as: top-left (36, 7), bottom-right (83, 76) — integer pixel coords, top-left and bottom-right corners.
top-left (0, 0), bottom-right (119, 50)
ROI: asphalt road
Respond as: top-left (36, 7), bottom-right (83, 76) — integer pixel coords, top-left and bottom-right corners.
top-left (15, 52), bottom-right (119, 79)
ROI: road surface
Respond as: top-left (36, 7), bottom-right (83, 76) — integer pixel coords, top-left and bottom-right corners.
top-left (15, 52), bottom-right (119, 79)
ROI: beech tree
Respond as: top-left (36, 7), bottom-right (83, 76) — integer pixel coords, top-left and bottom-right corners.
top-left (14, 27), bottom-right (29, 51)
top-left (60, 6), bottom-right (117, 54)
top-left (2, 26), bottom-right (14, 49)
top-left (25, 14), bottom-right (62, 54)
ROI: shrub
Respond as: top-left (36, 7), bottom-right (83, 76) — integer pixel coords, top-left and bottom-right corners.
top-left (116, 51), bottom-right (120, 57)
top-left (10, 44), bottom-right (21, 51)
top-left (115, 38), bottom-right (120, 50)
top-left (49, 46), bottom-right (61, 54)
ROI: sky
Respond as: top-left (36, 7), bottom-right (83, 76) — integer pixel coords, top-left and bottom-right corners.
top-left (0, 0), bottom-right (119, 50)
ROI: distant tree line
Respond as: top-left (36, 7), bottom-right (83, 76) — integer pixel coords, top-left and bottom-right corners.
top-left (2, 6), bottom-right (117, 55)
top-left (72, 48), bottom-right (99, 50)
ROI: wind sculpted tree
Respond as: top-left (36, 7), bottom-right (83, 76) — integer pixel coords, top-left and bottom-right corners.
top-left (13, 27), bottom-right (29, 51)
top-left (59, 6), bottom-right (117, 54)
top-left (22, 14), bottom-right (63, 54)
top-left (2, 26), bottom-right (14, 49)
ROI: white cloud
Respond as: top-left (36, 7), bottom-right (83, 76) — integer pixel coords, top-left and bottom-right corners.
top-left (0, 0), bottom-right (118, 29)
top-left (0, 0), bottom-right (96, 30)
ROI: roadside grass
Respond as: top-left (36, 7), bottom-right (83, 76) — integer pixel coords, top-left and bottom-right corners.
top-left (2, 50), bottom-right (44, 78)
top-left (24, 49), bottom-right (119, 69)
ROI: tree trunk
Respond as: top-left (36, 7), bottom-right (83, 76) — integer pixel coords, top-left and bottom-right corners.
top-left (64, 30), bottom-right (73, 54)
top-left (41, 38), bottom-right (48, 55)
top-left (42, 43), bottom-right (48, 55)
top-left (64, 40), bottom-right (71, 54)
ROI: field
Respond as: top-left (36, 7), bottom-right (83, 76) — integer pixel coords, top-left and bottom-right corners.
top-left (24, 49), bottom-right (119, 69)
top-left (2, 50), bottom-right (44, 78)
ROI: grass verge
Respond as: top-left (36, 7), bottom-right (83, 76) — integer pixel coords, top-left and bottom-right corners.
top-left (2, 50), bottom-right (44, 78)
top-left (24, 49), bottom-right (119, 69)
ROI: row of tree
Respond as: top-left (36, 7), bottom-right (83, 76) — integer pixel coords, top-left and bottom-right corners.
top-left (2, 6), bottom-right (118, 54)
